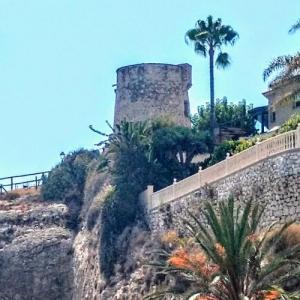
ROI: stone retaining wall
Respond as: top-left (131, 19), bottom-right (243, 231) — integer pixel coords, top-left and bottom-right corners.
top-left (146, 150), bottom-right (300, 234)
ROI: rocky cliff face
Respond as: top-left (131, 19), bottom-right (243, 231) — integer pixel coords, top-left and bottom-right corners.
top-left (73, 221), bottom-right (163, 300)
top-left (0, 196), bottom-right (74, 300)
top-left (71, 173), bottom-right (164, 300)
top-left (0, 182), bottom-right (172, 300)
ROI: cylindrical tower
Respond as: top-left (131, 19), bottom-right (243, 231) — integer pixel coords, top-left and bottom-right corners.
top-left (114, 63), bottom-right (192, 127)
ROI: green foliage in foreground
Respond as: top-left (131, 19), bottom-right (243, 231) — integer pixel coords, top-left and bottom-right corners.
top-left (146, 198), bottom-right (300, 299)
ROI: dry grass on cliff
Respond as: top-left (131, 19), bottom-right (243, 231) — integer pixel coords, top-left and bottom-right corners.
top-left (0, 188), bottom-right (40, 201)
top-left (279, 224), bottom-right (300, 256)
top-left (86, 183), bottom-right (114, 231)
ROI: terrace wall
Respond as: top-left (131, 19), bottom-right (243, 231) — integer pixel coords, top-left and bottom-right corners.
top-left (141, 126), bottom-right (300, 234)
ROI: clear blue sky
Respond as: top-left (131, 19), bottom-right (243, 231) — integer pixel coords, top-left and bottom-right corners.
top-left (0, 0), bottom-right (299, 176)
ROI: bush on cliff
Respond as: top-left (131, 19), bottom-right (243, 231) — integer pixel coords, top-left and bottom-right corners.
top-left (41, 149), bottom-right (100, 229)
top-left (151, 125), bottom-right (210, 188)
top-left (97, 121), bottom-right (153, 278)
top-left (89, 120), bottom-right (210, 278)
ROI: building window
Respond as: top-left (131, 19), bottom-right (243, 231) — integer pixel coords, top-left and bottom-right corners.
top-left (272, 111), bottom-right (276, 122)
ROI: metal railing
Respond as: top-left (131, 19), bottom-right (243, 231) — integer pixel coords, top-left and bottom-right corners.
top-left (0, 171), bottom-right (50, 195)
top-left (141, 124), bottom-right (300, 210)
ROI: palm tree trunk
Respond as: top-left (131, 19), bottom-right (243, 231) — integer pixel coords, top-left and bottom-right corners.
top-left (209, 47), bottom-right (215, 140)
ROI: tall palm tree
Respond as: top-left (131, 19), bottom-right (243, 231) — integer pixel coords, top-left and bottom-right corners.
top-left (185, 16), bottom-right (239, 138)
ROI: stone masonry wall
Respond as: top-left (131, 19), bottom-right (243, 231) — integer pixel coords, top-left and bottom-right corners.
top-left (146, 150), bottom-right (300, 234)
top-left (114, 63), bottom-right (191, 127)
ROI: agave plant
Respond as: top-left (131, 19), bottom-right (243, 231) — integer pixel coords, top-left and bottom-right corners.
top-left (145, 198), bottom-right (300, 300)
top-left (89, 120), bottom-right (152, 153)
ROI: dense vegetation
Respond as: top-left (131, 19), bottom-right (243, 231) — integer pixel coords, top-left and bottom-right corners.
top-left (41, 149), bottom-right (99, 229)
top-left (146, 198), bottom-right (300, 299)
top-left (191, 97), bottom-right (256, 135)
top-left (90, 120), bottom-right (210, 278)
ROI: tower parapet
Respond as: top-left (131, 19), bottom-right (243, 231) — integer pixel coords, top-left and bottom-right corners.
top-left (114, 63), bottom-right (192, 127)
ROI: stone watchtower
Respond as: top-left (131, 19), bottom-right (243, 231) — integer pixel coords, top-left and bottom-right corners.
top-left (114, 63), bottom-right (192, 127)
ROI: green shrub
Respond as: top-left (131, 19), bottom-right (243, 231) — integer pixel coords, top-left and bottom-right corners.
top-left (233, 138), bottom-right (257, 154)
top-left (208, 137), bottom-right (258, 166)
top-left (42, 149), bottom-right (99, 201)
top-left (208, 140), bottom-right (239, 166)
top-left (42, 149), bottom-right (100, 230)
top-left (192, 97), bottom-right (256, 135)
top-left (278, 113), bottom-right (300, 134)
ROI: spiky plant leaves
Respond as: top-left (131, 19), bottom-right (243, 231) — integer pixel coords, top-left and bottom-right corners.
top-left (146, 198), bottom-right (300, 300)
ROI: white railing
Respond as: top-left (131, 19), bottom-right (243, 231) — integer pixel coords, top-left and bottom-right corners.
top-left (140, 124), bottom-right (300, 211)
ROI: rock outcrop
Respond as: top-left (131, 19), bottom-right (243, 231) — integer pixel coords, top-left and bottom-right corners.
top-left (0, 196), bottom-right (74, 300)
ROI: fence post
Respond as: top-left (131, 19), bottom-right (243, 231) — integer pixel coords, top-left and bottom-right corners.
top-left (198, 166), bottom-right (202, 187)
top-left (296, 123), bottom-right (300, 148)
top-left (10, 177), bottom-right (13, 191)
top-left (225, 153), bottom-right (230, 175)
top-left (256, 140), bottom-right (261, 162)
top-left (147, 185), bottom-right (154, 210)
top-left (35, 176), bottom-right (38, 190)
top-left (173, 178), bottom-right (177, 200)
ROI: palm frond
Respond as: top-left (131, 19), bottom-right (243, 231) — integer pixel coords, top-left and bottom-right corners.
top-left (289, 19), bottom-right (300, 34)
top-left (216, 52), bottom-right (230, 69)
top-left (263, 55), bottom-right (295, 83)
top-left (195, 42), bottom-right (207, 57)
